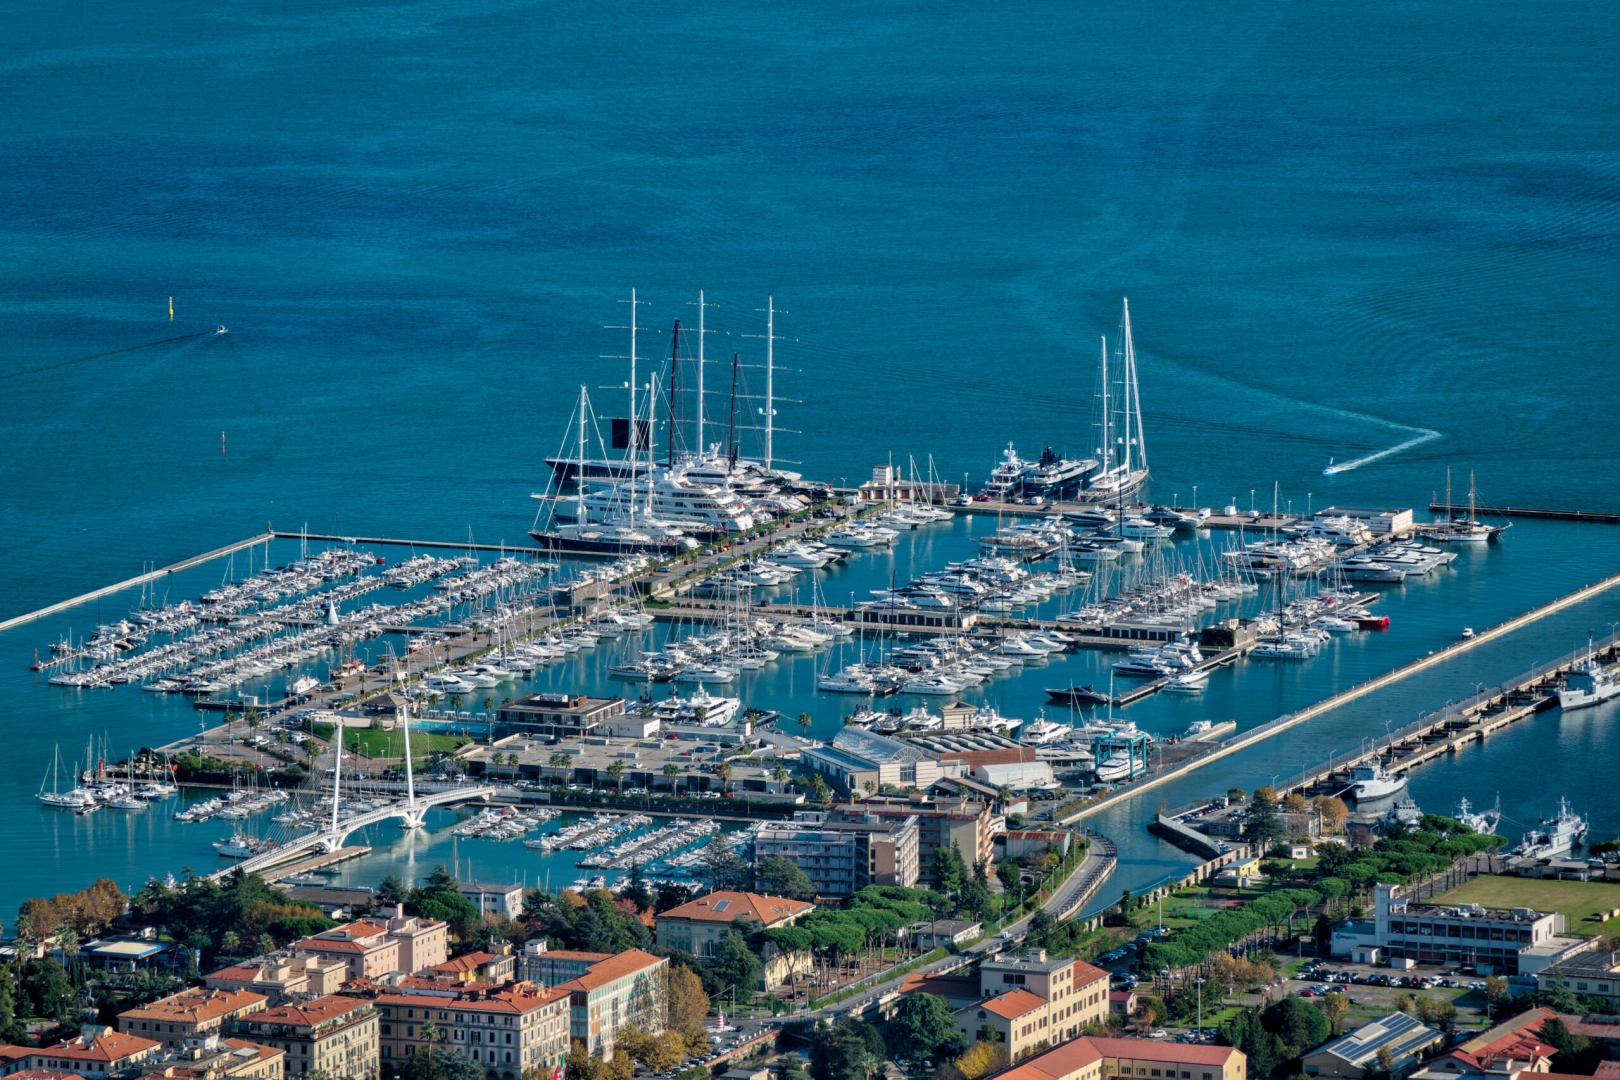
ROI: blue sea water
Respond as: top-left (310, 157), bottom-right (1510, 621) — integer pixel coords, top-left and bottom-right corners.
top-left (0, 0), bottom-right (1616, 922)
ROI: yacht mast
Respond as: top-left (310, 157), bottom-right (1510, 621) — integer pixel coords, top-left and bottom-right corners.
top-left (689, 291), bottom-right (711, 457)
top-left (1124, 298), bottom-right (1147, 474)
top-left (1120, 304), bottom-right (1134, 476)
top-left (1098, 336), bottom-right (1111, 480)
top-left (577, 386), bottom-right (587, 526)
top-left (765, 298), bottom-right (775, 472)
top-left (668, 320), bottom-right (681, 469)
top-left (750, 297), bottom-right (784, 473)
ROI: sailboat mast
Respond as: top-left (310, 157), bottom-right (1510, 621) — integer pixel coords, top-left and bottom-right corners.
top-left (1121, 303), bottom-right (1134, 476)
top-left (696, 291), bottom-right (706, 456)
top-left (668, 320), bottom-right (681, 469)
top-left (1125, 300), bottom-right (1147, 475)
top-left (765, 297), bottom-right (775, 472)
top-left (1098, 336), bottom-right (1111, 478)
top-left (728, 352), bottom-right (740, 470)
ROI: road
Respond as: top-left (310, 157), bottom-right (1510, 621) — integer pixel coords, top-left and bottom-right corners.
top-left (797, 838), bottom-right (1118, 1021)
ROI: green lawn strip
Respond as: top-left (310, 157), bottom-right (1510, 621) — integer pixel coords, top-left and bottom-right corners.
top-left (312, 722), bottom-right (470, 759)
top-left (1432, 877), bottom-right (1620, 934)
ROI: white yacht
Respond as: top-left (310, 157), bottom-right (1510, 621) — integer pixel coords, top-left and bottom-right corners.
top-left (571, 471), bottom-right (755, 536)
top-left (1094, 752), bottom-right (1134, 782)
top-left (1017, 717), bottom-right (1071, 746)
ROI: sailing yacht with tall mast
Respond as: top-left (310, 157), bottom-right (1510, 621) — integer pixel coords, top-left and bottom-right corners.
top-left (1420, 470), bottom-right (1507, 544)
top-left (1084, 300), bottom-right (1150, 501)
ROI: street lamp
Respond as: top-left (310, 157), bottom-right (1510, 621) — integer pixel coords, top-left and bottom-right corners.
top-left (1195, 977), bottom-right (1204, 1037)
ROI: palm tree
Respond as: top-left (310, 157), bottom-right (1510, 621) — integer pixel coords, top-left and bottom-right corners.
top-left (771, 763), bottom-right (789, 788)
top-left (482, 696), bottom-right (494, 714)
top-left (798, 712), bottom-right (812, 737)
top-left (663, 762), bottom-right (681, 797)
top-left (421, 1020), bottom-right (443, 1069)
top-left (245, 708), bottom-right (263, 738)
top-left (716, 760), bottom-right (733, 798)
top-left (606, 760), bottom-right (625, 794)
top-left (223, 710), bottom-right (239, 744)
top-left (549, 752), bottom-right (571, 787)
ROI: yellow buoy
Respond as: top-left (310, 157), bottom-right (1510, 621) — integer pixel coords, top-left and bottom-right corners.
top-left (169, 296), bottom-right (174, 321)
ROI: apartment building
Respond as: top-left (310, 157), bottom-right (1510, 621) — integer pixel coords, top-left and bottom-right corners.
top-left (229, 996), bottom-right (379, 1080)
top-left (11, 1031), bottom-right (161, 1077)
top-left (517, 946), bottom-right (613, 988)
top-left (290, 908), bottom-right (448, 980)
top-left (206, 956), bottom-right (349, 1005)
top-left (752, 811), bottom-right (919, 897)
top-left (952, 950), bottom-right (1110, 1060)
top-left (555, 950), bottom-right (668, 1062)
top-left (139, 1036), bottom-right (285, 1080)
top-left (119, 989), bottom-right (268, 1048)
top-left (830, 796), bottom-right (995, 870)
top-left (457, 883), bottom-right (524, 922)
top-left (376, 983), bottom-right (571, 1080)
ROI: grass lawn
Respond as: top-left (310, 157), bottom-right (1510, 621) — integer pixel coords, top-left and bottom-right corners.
top-left (312, 722), bottom-right (470, 759)
top-left (1434, 877), bottom-right (1620, 934)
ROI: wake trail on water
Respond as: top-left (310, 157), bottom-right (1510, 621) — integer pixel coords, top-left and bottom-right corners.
top-left (0, 328), bottom-right (219, 382)
top-left (1316, 407), bottom-right (1443, 475)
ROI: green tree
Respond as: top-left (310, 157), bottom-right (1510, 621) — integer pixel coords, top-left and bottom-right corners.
top-left (22, 958), bottom-right (78, 1023)
top-left (219, 930), bottom-right (242, 956)
top-left (758, 854), bottom-right (817, 901)
top-left (714, 929), bottom-right (762, 994)
top-left (888, 992), bottom-right (966, 1065)
top-left (379, 873), bottom-right (410, 905)
top-left (606, 760), bottom-right (625, 793)
top-left (934, 842), bottom-right (966, 895)
top-left (810, 1018), bottom-right (883, 1080)
top-left (1262, 995), bottom-right (1330, 1059)
top-left (996, 861), bottom-right (1022, 893)
top-left (663, 762), bottom-right (681, 795)
top-left (716, 760), bottom-right (733, 797)
top-left (959, 877), bottom-right (992, 921)
top-left (798, 712), bottom-right (813, 737)
top-left (1248, 788), bottom-right (1286, 846)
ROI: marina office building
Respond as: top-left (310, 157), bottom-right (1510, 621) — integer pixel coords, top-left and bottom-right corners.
top-left (752, 810), bottom-right (921, 896)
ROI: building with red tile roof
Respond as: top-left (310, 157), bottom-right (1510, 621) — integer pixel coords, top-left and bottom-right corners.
top-left (950, 949), bottom-right (1110, 1060)
top-left (20, 1030), bottom-right (161, 1077)
top-left (118, 989), bottom-right (268, 1047)
top-left (554, 950), bottom-right (667, 1062)
top-left (228, 996), bottom-right (378, 1080)
top-left (993, 1035), bottom-right (1244, 1080)
top-left (205, 956), bottom-right (348, 1005)
top-left (375, 983), bottom-right (570, 1080)
top-left (289, 907), bottom-right (446, 981)
top-left (655, 891), bottom-right (815, 990)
